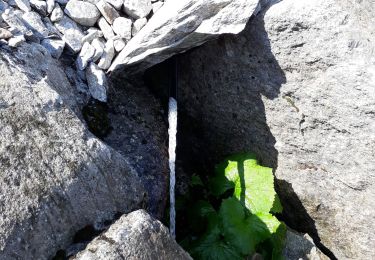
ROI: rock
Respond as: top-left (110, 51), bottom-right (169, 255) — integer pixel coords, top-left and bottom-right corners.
top-left (153, 0), bottom-right (375, 258)
top-left (72, 210), bottom-right (192, 260)
top-left (43, 16), bottom-right (62, 36)
top-left (91, 37), bottom-right (104, 62)
top-left (95, 0), bottom-right (119, 24)
top-left (46, 0), bottom-right (54, 13)
top-left (131, 17), bottom-right (146, 37)
top-left (97, 16), bottom-right (114, 40)
top-left (41, 38), bottom-right (64, 58)
top-left (98, 38), bottom-right (114, 70)
top-left (30, 0), bottom-right (47, 16)
top-left (54, 15), bottom-right (84, 52)
top-left (152, 1), bottom-right (162, 13)
top-left (64, 0), bottom-right (100, 26)
top-left (76, 41), bottom-right (95, 70)
top-left (0, 42), bottom-right (144, 259)
top-left (284, 230), bottom-right (329, 260)
top-left (0, 0), bottom-right (8, 11)
top-left (55, 0), bottom-right (68, 5)
top-left (123, 0), bottom-right (152, 19)
top-left (14, 0), bottom-right (31, 12)
top-left (86, 62), bottom-right (108, 101)
top-left (7, 34), bottom-right (25, 46)
top-left (1, 9), bottom-right (30, 35)
top-left (112, 16), bottom-right (131, 40)
top-left (81, 27), bottom-right (103, 44)
top-left (104, 0), bottom-right (121, 10)
top-left (0, 28), bottom-right (12, 39)
top-left (113, 37), bottom-right (125, 52)
top-left (109, 0), bottom-right (259, 74)
top-left (22, 11), bottom-right (49, 38)
top-left (50, 3), bottom-right (63, 22)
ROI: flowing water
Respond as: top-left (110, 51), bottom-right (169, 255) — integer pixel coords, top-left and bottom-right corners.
top-left (168, 97), bottom-right (177, 239)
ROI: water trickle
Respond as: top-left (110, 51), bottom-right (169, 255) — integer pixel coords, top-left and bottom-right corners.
top-left (168, 97), bottom-right (177, 239)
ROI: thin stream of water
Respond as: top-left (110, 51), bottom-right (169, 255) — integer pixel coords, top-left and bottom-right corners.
top-left (168, 97), bottom-right (177, 239)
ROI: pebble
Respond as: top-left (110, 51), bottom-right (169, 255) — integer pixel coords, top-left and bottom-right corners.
top-left (86, 62), bottom-right (108, 102)
top-left (123, 0), bottom-right (152, 19)
top-left (50, 3), bottom-right (63, 22)
top-left (76, 41), bottom-right (95, 70)
top-left (55, 0), bottom-right (68, 5)
top-left (22, 11), bottom-right (49, 38)
top-left (2, 9), bottom-right (30, 35)
top-left (43, 16), bottom-right (61, 36)
top-left (0, 28), bottom-right (13, 39)
top-left (97, 17), bottom-right (114, 40)
top-left (98, 38), bottom-right (114, 70)
top-left (64, 0), bottom-right (101, 26)
top-left (46, 0), bottom-right (54, 13)
top-left (41, 38), bottom-right (65, 58)
top-left (104, 0), bottom-right (121, 10)
top-left (131, 17), bottom-right (147, 36)
top-left (96, 0), bottom-right (119, 24)
top-left (8, 34), bottom-right (25, 47)
top-left (14, 0), bottom-right (31, 12)
top-left (91, 37), bottom-right (104, 62)
top-left (81, 28), bottom-right (103, 44)
top-left (113, 37), bottom-right (125, 52)
top-left (112, 16), bottom-right (131, 40)
top-left (30, 0), bottom-right (47, 16)
top-left (54, 15), bottom-right (84, 52)
top-left (152, 1), bottom-right (162, 13)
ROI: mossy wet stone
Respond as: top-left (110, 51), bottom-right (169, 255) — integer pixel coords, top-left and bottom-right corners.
top-left (82, 99), bottom-right (111, 138)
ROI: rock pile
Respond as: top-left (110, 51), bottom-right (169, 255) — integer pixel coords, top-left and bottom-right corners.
top-left (0, 0), bottom-right (163, 102)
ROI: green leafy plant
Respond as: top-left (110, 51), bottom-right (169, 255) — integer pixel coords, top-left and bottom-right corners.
top-left (180, 153), bottom-right (286, 260)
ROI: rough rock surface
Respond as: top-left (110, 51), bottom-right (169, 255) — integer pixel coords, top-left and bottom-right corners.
top-left (64, 0), bottom-right (101, 26)
top-left (109, 0), bottom-right (260, 74)
top-left (72, 210), bottom-right (192, 260)
top-left (148, 0), bottom-right (375, 258)
top-left (0, 42), bottom-right (145, 259)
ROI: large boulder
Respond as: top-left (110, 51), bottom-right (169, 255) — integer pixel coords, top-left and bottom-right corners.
top-left (109, 0), bottom-right (260, 74)
top-left (151, 0), bottom-right (374, 258)
top-left (72, 210), bottom-right (192, 260)
top-left (0, 43), bottom-right (145, 259)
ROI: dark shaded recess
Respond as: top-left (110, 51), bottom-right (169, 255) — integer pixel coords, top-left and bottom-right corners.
top-left (144, 2), bottom-right (336, 259)
top-left (82, 99), bottom-right (112, 139)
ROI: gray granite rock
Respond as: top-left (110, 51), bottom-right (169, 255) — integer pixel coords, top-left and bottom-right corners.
top-left (54, 15), bottom-right (84, 52)
top-left (41, 38), bottom-right (64, 58)
top-left (64, 0), bottom-right (100, 26)
top-left (0, 42), bottom-right (144, 259)
top-left (98, 38), bottom-right (114, 69)
top-left (76, 41), bottom-right (95, 70)
top-left (113, 37), bottom-right (125, 52)
top-left (7, 33), bottom-right (25, 46)
top-left (30, 0), bottom-right (47, 16)
top-left (131, 17), bottom-right (146, 36)
top-left (81, 27), bottom-right (103, 44)
top-left (97, 16), bottom-right (114, 40)
top-left (151, 1), bottom-right (162, 13)
top-left (1, 8), bottom-right (29, 35)
top-left (86, 62), bottom-right (107, 101)
top-left (50, 3), bottom-right (63, 22)
top-left (72, 210), bottom-right (192, 260)
top-left (96, 0), bottom-right (119, 24)
top-left (22, 11), bottom-right (49, 38)
top-left (0, 28), bottom-right (12, 39)
top-left (104, 0), bottom-right (121, 10)
top-left (112, 16), bottom-right (131, 40)
top-left (14, 0), bottom-right (31, 12)
top-left (0, 0), bottom-right (8, 11)
top-left (91, 37), bottom-right (104, 61)
top-left (123, 0), bottom-right (151, 19)
top-left (46, 0), bottom-right (54, 13)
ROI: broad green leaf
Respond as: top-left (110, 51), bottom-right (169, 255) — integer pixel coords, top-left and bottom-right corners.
top-left (270, 194), bottom-right (283, 214)
top-left (219, 198), bottom-right (273, 255)
top-left (258, 221), bottom-right (287, 260)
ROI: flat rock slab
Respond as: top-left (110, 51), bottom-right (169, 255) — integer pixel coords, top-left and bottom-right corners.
top-left (72, 210), bottom-right (192, 260)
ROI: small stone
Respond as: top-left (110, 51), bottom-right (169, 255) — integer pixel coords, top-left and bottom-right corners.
top-left (86, 62), bottom-right (108, 102)
top-left (14, 0), bottom-right (31, 12)
top-left (0, 0), bottom-right (9, 12)
top-left (54, 15), bottom-right (84, 52)
top-left (46, 0), bottom-right (54, 13)
top-left (30, 0), bottom-right (47, 16)
top-left (22, 11), bottom-right (49, 38)
top-left (2, 9), bottom-right (29, 35)
top-left (50, 3), bottom-right (63, 22)
top-left (41, 38), bottom-right (65, 58)
top-left (152, 1), bottom-right (162, 13)
top-left (81, 28), bottom-right (103, 44)
top-left (7, 0), bottom-right (17, 7)
top-left (131, 17), bottom-right (146, 36)
top-left (76, 41), bottom-right (95, 70)
top-left (8, 34), bottom-right (25, 47)
top-left (112, 16), bottom-right (131, 40)
top-left (0, 28), bottom-right (12, 39)
top-left (64, 0), bottom-right (100, 26)
top-left (123, 0), bottom-right (152, 19)
top-left (104, 0), bottom-right (121, 10)
top-left (97, 17), bottom-right (114, 40)
top-left (91, 37), bottom-right (104, 62)
top-left (113, 37), bottom-right (125, 52)
top-left (55, 0), bottom-right (68, 5)
top-left (98, 38), bottom-right (114, 70)
top-left (43, 16), bottom-right (61, 36)
top-left (95, 0), bottom-right (119, 24)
